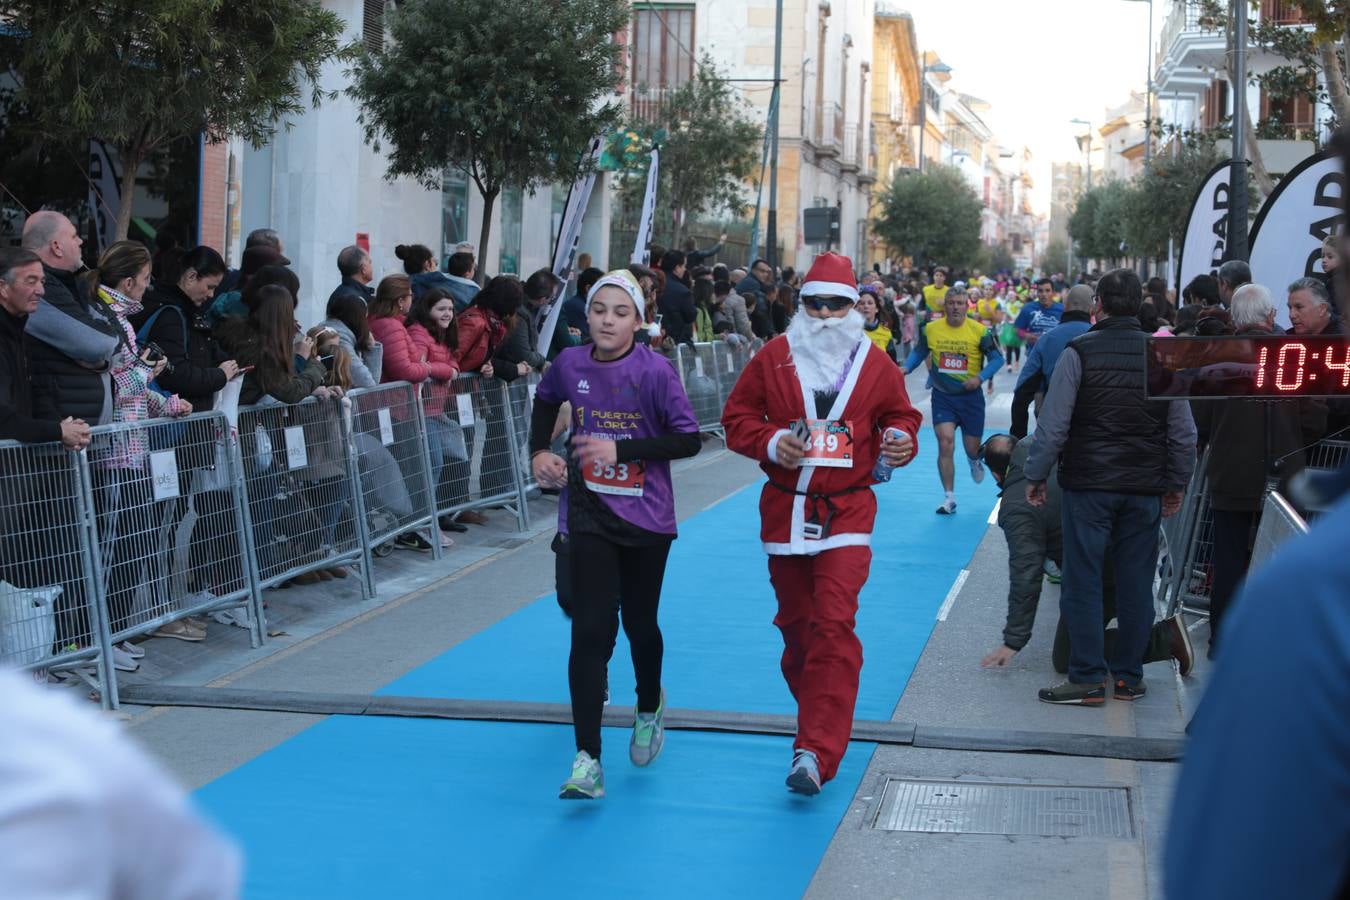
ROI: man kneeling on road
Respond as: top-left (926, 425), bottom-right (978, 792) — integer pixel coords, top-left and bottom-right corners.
top-left (978, 434), bottom-right (1193, 675)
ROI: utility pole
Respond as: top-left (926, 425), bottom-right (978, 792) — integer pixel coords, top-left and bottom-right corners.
top-left (766, 0), bottom-right (783, 272)
top-left (1227, 0), bottom-right (1250, 261)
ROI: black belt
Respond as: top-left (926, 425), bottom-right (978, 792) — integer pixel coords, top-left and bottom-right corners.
top-left (767, 481), bottom-right (869, 539)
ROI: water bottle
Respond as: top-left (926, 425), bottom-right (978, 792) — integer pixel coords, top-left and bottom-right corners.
top-left (872, 428), bottom-right (903, 483)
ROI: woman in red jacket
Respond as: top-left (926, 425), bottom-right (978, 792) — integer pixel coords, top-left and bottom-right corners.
top-left (367, 274), bottom-right (450, 552)
top-left (406, 287), bottom-right (469, 532)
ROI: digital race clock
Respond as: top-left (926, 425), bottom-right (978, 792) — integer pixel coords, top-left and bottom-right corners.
top-left (1145, 334), bottom-right (1350, 399)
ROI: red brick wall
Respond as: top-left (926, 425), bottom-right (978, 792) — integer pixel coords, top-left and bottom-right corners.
top-left (199, 139), bottom-right (228, 252)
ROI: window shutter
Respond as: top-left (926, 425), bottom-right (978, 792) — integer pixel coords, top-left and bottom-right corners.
top-left (363, 0), bottom-right (386, 54)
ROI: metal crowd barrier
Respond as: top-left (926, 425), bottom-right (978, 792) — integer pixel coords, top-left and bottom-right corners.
top-left (1, 349), bottom-right (772, 708)
top-left (427, 374), bottom-right (530, 531)
top-left (349, 383), bottom-right (443, 578)
top-left (237, 397), bottom-right (375, 596)
top-left (0, 438), bottom-right (114, 700)
top-left (1248, 491), bottom-right (1309, 572)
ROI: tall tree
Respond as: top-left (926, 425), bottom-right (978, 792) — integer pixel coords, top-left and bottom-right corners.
top-left (1122, 135), bottom-right (1224, 261)
top-left (872, 165), bottom-right (983, 268)
top-left (349, 0), bottom-right (628, 272)
top-left (3, 0), bottom-right (348, 241)
top-left (619, 57), bottom-right (762, 246)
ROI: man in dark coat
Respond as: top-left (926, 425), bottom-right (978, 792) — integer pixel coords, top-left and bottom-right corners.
top-left (657, 249), bottom-right (696, 346)
top-left (21, 211), bottom-right (122, 426)
top-left (327, 245), bottom-right (374, 309)
top-left (0, 247), bottom-right (89, 448)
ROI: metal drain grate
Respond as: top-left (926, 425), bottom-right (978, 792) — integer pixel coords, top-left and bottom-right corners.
top-left (872, 778), bottom-right (1133, 839)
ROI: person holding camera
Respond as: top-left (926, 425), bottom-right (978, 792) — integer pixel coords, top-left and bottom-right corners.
top-left (136, 246), bottom-right (240, 412)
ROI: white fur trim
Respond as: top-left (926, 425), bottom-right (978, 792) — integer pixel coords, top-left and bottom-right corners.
top-left (799, 280), bottom-right (859, 301)
top-left (783, 337), bottom-right (873, 554)
top-left (763, 533), bottom-right (872, 556)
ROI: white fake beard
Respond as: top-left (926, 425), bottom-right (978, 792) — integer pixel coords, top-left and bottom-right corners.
top-left (786, 307), bottom-right (865, 393)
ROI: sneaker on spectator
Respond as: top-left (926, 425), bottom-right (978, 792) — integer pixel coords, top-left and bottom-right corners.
top-left (1163, 615), bottom-right (1194, 676)
top-left (395, 532), bottom-right (433, 553)
top-left (183, 616), bottom-right (208, 634)
top-left (439, 515), bottom-right (468, 533)
top-left (1038, 680), bottom-right (1106, 706)
top-left (151, 620), bottom-right (205, 643)
top-left (116, 640), bottom-right (145, 660)
top-left (327, 566), bottom-right (349, 579)
top-left (315, 568), bottom-right (334, 581)
top-left (112, 645), bottom-right (140, 672)
top-left (1113, 678), bottom-right (1147, 701)
top-left (456, 510), bottom-right (489, 526)
top-left (786, 749), bottom-right (822, 796)
top-left (559, 750), bottom-right (604, 800)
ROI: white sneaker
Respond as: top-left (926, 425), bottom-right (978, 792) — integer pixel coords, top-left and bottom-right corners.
top-left (112, 646), bottom-right (140, 672)
top-left (116, 640), bottom-right (145, 660)
top-left (936, 498), bottom-right (957, 515)
top-left (969, 457), bottom-right (986, 484)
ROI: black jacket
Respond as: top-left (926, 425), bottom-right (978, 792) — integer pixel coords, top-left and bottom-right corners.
top-left (132, 285), bottom-right (229, 411)
top-left (24, 266), bottom-right (123, 424)
top-left (328, 276), bottom-right (374, 310)
top-left (0, 307), bottom-right (62, 443)
top-left (658, 276), bottom-right (697, 345)
top-left (497, 311), bottom-right (546, 374)
top-left (1058, 317), bottom-right (1170, 494)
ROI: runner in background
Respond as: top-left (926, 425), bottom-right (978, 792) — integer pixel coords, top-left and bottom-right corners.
top-left (528, 269), bottom-right (700, 801)
top-left (904, 283), bottom-right (1003, 514)
top-left (723, 252), bottom-right (922, 796)
top-left (921, 267), bottom-right (950, 321)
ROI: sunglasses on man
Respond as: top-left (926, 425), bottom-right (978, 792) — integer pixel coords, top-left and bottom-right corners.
top-left (802, 296), bottom-right (854, 312)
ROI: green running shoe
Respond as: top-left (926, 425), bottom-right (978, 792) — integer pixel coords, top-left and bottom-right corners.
top-left (629, 688), bottom-right (666, 767)
top-left (559, 750), bottom-right (604, 800)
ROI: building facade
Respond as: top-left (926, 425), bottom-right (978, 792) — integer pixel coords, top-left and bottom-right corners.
top-left (865, 4), bottom-right (921, 268)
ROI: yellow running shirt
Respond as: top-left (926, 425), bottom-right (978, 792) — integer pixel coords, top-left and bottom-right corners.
top-left (919, 317), bottom-right (997, 392)
top-left (922, 283), bottom-right (949, 314)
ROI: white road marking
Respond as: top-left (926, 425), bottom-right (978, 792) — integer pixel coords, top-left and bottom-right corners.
top-left (987, 499), bottom-right (1001, 525)
top-left (937, 568), bottom-right (970, 622)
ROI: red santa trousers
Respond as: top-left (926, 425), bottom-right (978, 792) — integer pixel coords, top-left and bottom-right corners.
top-left (767, 545), bottom-right (871, 783)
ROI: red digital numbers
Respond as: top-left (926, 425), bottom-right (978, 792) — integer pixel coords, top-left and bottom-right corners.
top-left (1255, 345), bottom-right (1269, 389)
top-left (1326, 343), bottom-right (1350, 388)
top-left (1274, 341), bottom-right (1308, 392)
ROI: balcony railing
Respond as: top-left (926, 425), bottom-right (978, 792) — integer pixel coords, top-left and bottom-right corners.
top-left (842, 123), bottom-right (859, 169)
top-left (1261, 0), bottom-right (1305, 23)
top-left (630, 86), bottom-right (675, 124)
top-left (815, 102), bottom-right (843, 157)
top-left (1156, 1), bottom-right (1213, 73)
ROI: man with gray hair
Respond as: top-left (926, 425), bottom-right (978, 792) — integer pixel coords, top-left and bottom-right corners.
top-left (1192, 278), bottom-right (1326, 658)
top-left (1286, 276), bottom-right (1339, 336)
top-left (21, 210), bottom-right (122, 426)
top-left (1216, 259), bottom-right (1252, 306)
top-left (1229, 283), bottom-right (1276, 330)
top-left (1010, 284), bottom-right (1094, 438)
top-left (217, 227), bottom-right (286, 296)
top-left (328, 244), bottom-right (375, 309)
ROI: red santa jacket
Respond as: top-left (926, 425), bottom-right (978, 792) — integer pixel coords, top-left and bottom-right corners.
top-left (722, 334), bottom-right (922, 556)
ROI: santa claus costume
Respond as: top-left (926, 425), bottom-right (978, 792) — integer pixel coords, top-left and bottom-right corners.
top-left (722, 252), bottom-right (923, 794)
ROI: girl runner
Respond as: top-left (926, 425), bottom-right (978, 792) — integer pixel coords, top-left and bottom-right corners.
top-left (529, 269), bottom-right (701, 800)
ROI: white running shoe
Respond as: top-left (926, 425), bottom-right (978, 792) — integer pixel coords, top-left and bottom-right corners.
top-left (969, 457), bottom-right (986, 484)
top-left (559, 750), bottom-right (605, 800)
top-left (936, 498), bottom-right (957, 515)
top-left (112, 646), bottom-right (140, 672)
top-left (786, 749), bottom-right (822, 796)
top-left (116, 640), bottom-right (145, 660)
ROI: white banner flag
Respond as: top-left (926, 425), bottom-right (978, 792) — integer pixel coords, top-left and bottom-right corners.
top-left (538, 136), bottom-right (605, 356)
top-left (1248, 150), bottom-right (1343, 329)
top-left (1175, 161), bottom-right (1231, 298)
top-left (632, 147), bottom-right (660, 266)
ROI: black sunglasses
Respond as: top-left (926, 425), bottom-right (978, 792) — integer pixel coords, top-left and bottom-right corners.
top-left (803, 297), bottom-right (854, 312)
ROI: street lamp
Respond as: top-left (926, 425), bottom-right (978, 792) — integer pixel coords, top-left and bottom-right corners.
top-left (1070, 118), bottom-right (1093, 192)
top-left (1115, 0), bottom-right (1154, 167)
top-left (917, 59), bottom-right (952, 173)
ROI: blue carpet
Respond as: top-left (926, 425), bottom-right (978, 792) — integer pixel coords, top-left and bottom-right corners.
top-left (195, 452), bottom-right (996, 899)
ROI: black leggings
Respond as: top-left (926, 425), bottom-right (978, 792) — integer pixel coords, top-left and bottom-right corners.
top-left (568, 532), bottom-right (672, 759)
top-left (1004, 344), bottom-right (1021, 365)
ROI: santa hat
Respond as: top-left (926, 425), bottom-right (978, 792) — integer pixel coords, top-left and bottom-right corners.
top-left (587, 269), bottom-right (645, 316)
top-left (799, 252), bottom-right (859, 302)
